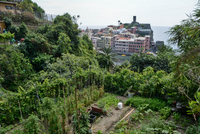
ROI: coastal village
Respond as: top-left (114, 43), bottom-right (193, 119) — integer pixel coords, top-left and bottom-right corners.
top-left (1, 0), bottom-right (200, 134)
top-left (80, 16), bottom-right (164, 54)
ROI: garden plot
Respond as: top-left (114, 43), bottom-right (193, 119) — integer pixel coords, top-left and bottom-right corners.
top-left (91, 95), bottom-right (134, 134)
top-left (107, 96), bottom-right (195, 134)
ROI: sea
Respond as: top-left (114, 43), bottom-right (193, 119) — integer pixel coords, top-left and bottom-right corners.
top-left (79, 25), bottom-right (178, 65)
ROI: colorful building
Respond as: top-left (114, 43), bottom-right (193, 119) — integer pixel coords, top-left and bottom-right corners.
top-left (0, 21), bottom-right (6, 33)
top-left (0, 1), bottom-right (21, 14)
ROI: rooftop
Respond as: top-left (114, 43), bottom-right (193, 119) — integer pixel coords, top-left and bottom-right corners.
top-left (139, 29), bottom-right (151, 32)
top-left (136, 37), bottom-right (146, 40)
top-left (0, 1), bottom-right (17, 4)
top-left (97, 32), bottom-right (103, 34)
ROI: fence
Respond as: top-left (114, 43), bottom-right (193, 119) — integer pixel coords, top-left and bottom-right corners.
top-left (34, 12), bottom-right (58, 22)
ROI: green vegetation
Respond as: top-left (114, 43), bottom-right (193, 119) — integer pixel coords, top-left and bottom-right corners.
top-left (130, 104), bottom-right (153, 122)
top-left (173, 112), bottom-right (181, 124)
top-left (97, 93), bottom-right (119, 110)
top-left (17, 0), bottom-right (44, 13)
top-left (125, 97), bottom-right (166, 111)
top-left (159, 107), bottom-right (171, 120)
top-left (130, 44), bottom-right (175, 73)
top-left (0, 2), bottom-right (200, 134)
top-left (0, 32), bottom-right (14, 44)
top-left (97, 46), bottom-right (118, 71)
top-left (140, 118), bottom-right (180, 134)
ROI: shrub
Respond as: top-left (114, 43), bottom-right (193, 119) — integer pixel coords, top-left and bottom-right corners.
top-left (10, 25), bottom-right (19, 40)
top-left (72, 109), bottom-right (90, 134)
top-left (173, 112), bottom-right (181, 124)
top-left (17, 22), bottom-right (28, 40)
top-left (159, 106), bottom-right (171, 120)
top-left (97, 93), bottom-right (119, 110)
top-left (125, 96), bottom-right (166, 111)
top-left (22, 115), bottom-right (44, 134)
top-left (186, 124), bottom-right (200, 134)
top-left (97, 130), bottom-right (103, 134)
top-left (3, 17), bottom-right (12, 31)
top-left (22, 11), bottom-right (37, 24)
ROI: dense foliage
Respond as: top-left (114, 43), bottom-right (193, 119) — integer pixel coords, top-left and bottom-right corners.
top-left (130, 44), bottom-right (176, 73)
top-left (17, 0), bottom-right (45, 13)
top-left (1, 4), bottom-right (200, 133)
top-left (125, 96), bottom-right (167, 111)
top-left (0, 45), bottom-right (33, 91)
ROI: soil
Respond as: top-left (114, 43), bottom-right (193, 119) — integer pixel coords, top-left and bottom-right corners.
top-left (91, 96), bottom-right (135, 134)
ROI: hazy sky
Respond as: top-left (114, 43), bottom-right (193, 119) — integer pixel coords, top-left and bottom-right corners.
top-left (33, 0), bottom-right (198, 27)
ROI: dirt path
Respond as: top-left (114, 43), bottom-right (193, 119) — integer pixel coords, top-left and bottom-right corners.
top-left (91, 96), bottom-right (134, 134)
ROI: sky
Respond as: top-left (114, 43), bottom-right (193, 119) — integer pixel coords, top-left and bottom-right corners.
top-left (33, 0), bottom-right (198, 27)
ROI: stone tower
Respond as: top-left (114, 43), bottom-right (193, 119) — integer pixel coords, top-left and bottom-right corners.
top-left (133, 16), bottom-right (136, 23)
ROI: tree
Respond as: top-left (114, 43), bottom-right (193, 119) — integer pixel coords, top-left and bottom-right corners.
top-left (115, 60), bottom-right (131, 72)
top-left (167, 5), bottom-right (200, 131)
top-left (82, 35), bottom-right (93, 51)
top-left (16, 22), bottom-right (28, 40)
top-left (0, 45), bottom-right (33, 91)
top-left (130, 52), bottom-right (172, 73)
top-left (130, 53), bottom-right (155, 72)
top-left (32, 2), bottom-right (45, 13)
top-left (97, 47), bottom-right (117, 71)
top-left (10, 25), bottom-right (18, 40)
top-left (167, 5), bottom-right (200, 53)
top-left (18, 32), bottom-right (51, 72)
top-left (157, 44), bottom-right (173, 53)
top-left (17, 0), bottom-right (34, 13)
top-left (54, 33), bottom-right (72, 57)
top-left (3, 17), bottom-right (12, 31)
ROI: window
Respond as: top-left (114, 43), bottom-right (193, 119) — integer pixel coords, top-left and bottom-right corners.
top-left (5, 6), bottom-right (14, 10)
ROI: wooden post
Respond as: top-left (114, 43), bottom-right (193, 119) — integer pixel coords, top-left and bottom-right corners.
top-left (35, 85), bottom-right (42, 119)
top-left (103, 72), bottom-right (105, 89)
top-left (18, 100), bottom-right (23, 120)
top-left (58, 84), bottom-right (60, 98)
top-left (123, 86), bottom-right (133, 97)
top-left (75, 78), bottom-right (80, 133)
top-left (90, 66), bottom-right (91, 95)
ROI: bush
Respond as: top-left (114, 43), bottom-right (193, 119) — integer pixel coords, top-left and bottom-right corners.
top-left (186, 124), bottom-right (200, 134)
top-left (10, 25), bottom-right (19, 40)
top-left (17, 22), bottom-right (28, 40)
top-left (22, 11), bottom-right (37, 24)
top-left (159, 106), bottom-right (171, 120)
top-left (3, 17), bottom-right (12, 31)
top-left (97, 93), bottom-right (119, 110)
top-left (22, 115), bottom-right (44, 134)
top-left (141, 118), bottom-right (179, 133)
top-left (125, 96), bottom-right (166, 111)
top-left (0, 11), bottom-right (38, 26)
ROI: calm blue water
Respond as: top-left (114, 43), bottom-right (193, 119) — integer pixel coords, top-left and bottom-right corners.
top-left (151, 26), bottom-right (178, 49)
top-left (79, 25), bottom-right (178, 50)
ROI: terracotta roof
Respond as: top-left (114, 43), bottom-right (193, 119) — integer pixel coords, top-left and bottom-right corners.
top-left (0, 1), bottom-right (16, 4)
top-left (97, 32), bottom-right (103, 35)
top-left (119, 37), bottom-right (130, 40)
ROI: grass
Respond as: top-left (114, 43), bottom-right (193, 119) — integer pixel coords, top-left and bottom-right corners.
top-left (96, 93), bottom-right (119, 110)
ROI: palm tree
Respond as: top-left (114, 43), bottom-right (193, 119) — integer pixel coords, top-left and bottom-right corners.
top-left (118, 20), bottom-right (121, 26)
top-left (97, 46), bottom-right (118, 71)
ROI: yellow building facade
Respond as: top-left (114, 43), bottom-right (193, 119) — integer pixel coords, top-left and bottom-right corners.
top-left (0, 21), bottom-right (6, 33)
top-left (0, 1), bottom-right (19, 14)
